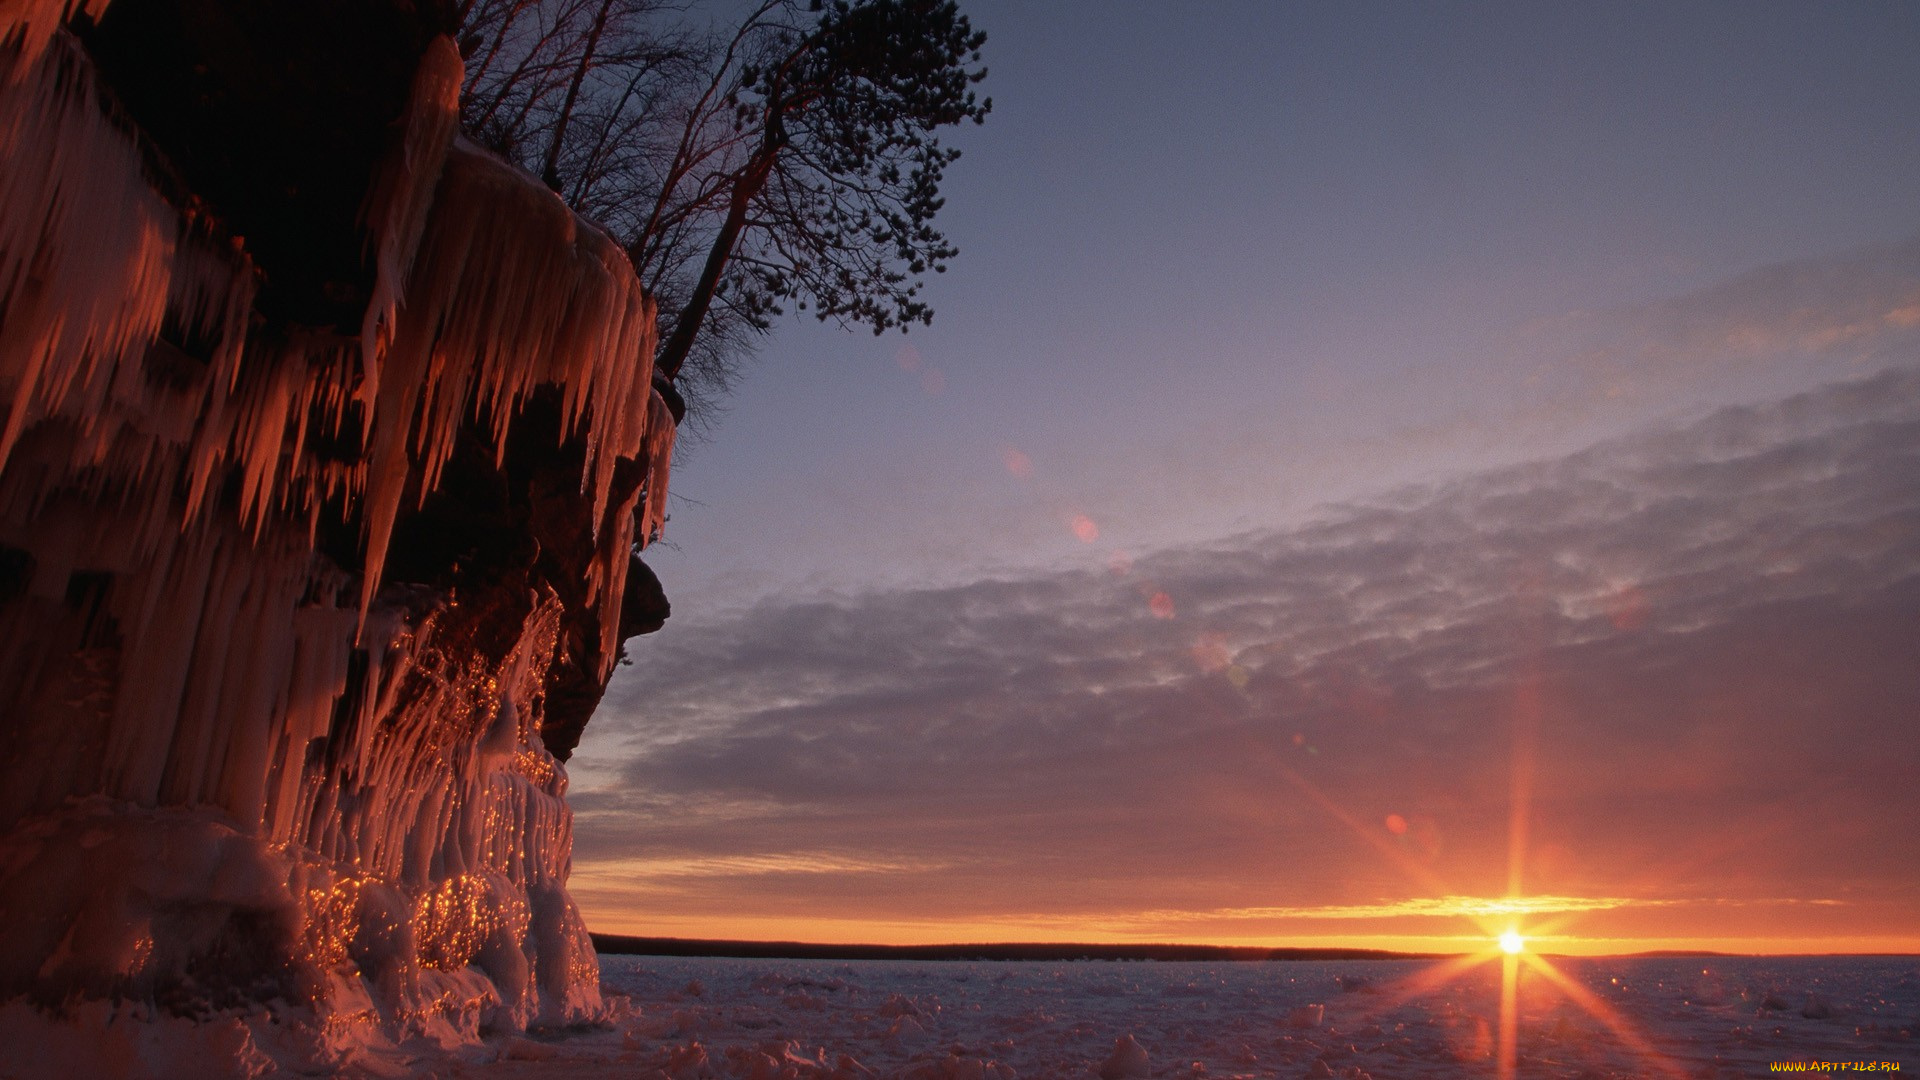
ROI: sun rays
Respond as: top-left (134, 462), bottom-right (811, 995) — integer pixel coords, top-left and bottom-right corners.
top-left (1253, 637), bottom-right (1690, 1078)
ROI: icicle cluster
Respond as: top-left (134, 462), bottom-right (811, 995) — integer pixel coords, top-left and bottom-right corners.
top-left (358, 132), bottom-right (662, 644)
top-left (0, 0), bottom-right (110, 73)
top-left (0, 16), bottom-right (674, 1049)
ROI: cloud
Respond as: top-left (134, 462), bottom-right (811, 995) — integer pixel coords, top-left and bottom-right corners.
top-left (583, 368), bottom-right (1920, 942)
top-left (1158, 896), bottom-right (1671, 922)
top-left (578, 852), bottom-right (951, 884)
top-left (1503, 236), bottom-right (1920, 411)
top-left (1132, 895), bottom-right (1848, 924)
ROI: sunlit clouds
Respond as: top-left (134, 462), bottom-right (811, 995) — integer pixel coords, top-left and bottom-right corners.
top-left (1195, 896), bottom-right (1673, 921)
top-left (588, 852), bottom-right (951, 879)
top-left (584, 367), bottom-right (1920, 950)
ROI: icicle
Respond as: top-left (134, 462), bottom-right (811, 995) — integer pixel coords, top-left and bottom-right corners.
top-left (0, 35), bottom-right (179, 471)
top-left (358, 34), bottom-right (465, 410)
top-left (640, 386), bottom-right (678, 547)
top-left (0, 0), bottom-right (111, 76)
top-left (355, 139), bottom-right (657, 625)
top-left (577, 385), bottom-right (677, 682)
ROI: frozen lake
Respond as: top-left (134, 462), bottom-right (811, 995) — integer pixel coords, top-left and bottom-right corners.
top-left (467, 952), bottom-right (1920, 1079)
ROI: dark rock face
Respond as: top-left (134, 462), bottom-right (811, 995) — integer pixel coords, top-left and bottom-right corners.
top-left (0, 0), bottom-right (673, 1042)
top-left (383, 389), bottom-right (672, 762)
top-left (78, 0), bottom-right (458, 329)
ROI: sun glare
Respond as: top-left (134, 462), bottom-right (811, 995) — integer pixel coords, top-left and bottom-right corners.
top-left (1498, 929), bottom-right (1524, 954)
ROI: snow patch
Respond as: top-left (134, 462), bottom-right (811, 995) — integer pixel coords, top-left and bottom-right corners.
top-left (1097, 1033), bottom-right (1151, 1079)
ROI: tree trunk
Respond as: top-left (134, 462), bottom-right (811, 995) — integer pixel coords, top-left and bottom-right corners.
top-left (653, 138), bottom-right (777, 381)
top-left (540, 0), bottom-right (616, 192)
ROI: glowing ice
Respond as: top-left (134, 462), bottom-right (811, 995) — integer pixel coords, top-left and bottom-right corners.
top-left (0, 15), bottom-right (676, 1066)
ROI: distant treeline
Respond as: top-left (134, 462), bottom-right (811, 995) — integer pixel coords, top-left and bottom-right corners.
top-left (590, 934), bottom-right (1454, 963)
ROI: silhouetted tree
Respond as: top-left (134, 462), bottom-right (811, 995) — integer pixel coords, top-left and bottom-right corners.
top-left (457, 0), bottom-right (988, 429)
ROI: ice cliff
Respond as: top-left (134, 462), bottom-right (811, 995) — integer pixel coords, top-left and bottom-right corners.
top-left (0, 0), bottom-right (675, 1063)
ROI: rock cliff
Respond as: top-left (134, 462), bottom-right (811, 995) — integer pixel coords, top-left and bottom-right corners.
top-left (0, 0), bottom-right (673, 1053)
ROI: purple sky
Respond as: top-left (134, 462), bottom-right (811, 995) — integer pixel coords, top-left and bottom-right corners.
top-left (576, 2), bottom-right (1920, 952)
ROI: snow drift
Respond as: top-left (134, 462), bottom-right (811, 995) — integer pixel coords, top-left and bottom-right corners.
top-left (0, 3), bottom-right (674, 1065)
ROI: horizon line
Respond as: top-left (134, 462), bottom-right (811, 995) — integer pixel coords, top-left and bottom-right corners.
top-left (589, 933), bottom-right (1919, 963)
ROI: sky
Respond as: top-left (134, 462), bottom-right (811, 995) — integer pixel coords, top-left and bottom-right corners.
top-left (574, 1), bottom-right (1920, 954)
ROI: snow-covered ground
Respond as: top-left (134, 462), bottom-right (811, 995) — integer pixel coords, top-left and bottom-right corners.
top-left (3, 952), bottom-right (1911, 1078)
top-left (458, 953), bottom-right (1913, 1079)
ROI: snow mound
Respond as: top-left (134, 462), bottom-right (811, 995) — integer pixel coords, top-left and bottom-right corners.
top-left (1097, 1033), bottom-right (1151, 1079)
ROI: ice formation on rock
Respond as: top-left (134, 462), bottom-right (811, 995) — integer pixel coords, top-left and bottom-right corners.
top-left (0, 4), bottom-right (675, 1065)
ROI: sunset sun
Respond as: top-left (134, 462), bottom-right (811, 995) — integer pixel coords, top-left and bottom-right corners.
top-left (1498, 929), bottom-right (1525, 955)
